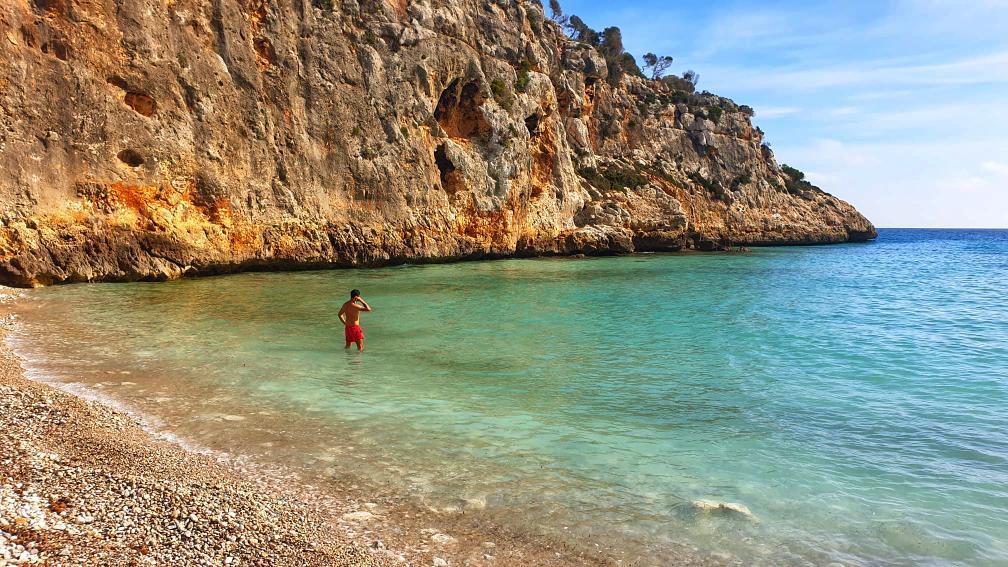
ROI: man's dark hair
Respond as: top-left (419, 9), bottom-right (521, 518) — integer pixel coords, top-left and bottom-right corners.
top-left (350, 289), bottom-right (361, 299)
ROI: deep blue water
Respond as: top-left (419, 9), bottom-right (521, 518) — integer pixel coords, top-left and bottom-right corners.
top-left (9, 228), bottom-right (1008, 565)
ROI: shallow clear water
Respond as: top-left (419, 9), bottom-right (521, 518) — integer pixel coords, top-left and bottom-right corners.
top-left (9, 229), bottom-right (1008, 565)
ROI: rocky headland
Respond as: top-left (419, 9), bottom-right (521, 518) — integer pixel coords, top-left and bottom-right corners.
top-left (0, 0), bottom-right (875, 287)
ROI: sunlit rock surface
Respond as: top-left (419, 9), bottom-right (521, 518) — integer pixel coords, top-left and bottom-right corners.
top-left (0, 0), bottom-right (875, 286)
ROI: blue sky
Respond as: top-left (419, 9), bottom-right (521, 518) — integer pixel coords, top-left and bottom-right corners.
top-left (559, 0), bottom-right (1008, 228)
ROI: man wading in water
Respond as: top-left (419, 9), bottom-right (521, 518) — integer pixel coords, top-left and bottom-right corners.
top-left (338, 289), bottom-right (372, 351)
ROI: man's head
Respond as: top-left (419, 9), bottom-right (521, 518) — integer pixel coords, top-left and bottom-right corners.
top-left (350, 289), bottom-right (361, 299)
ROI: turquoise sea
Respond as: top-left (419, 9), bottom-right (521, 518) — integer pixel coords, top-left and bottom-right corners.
top-left (8, 228), bottom-right (1008, 565)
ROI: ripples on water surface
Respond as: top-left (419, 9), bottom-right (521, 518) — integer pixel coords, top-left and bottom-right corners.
top-left (9, 229), bottom-right (1008, 565)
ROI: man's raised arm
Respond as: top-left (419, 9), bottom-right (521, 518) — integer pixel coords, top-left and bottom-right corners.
top-left (356, 297), bottom-right (373, 312)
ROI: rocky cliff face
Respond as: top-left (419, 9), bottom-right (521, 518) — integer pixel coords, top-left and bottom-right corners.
top-left (0, 0), bottom-right (876, 287)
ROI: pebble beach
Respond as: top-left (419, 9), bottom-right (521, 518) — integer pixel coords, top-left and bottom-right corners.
top-left (0, 317), bottom-right (398, 565)
top-left (0, 295), bottom-right (634, 567)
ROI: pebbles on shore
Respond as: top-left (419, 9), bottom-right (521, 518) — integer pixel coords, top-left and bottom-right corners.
top-left (0, 302), bottom-right (651, 567)
top-left (0, 335), bottom-right (392, 566)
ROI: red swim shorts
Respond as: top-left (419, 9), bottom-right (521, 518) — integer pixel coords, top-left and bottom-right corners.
top-left (345, 324), bottom-right (364, 342)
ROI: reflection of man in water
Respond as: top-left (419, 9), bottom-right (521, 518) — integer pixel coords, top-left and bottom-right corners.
top-left (338, 289), bottom-right (372, 351)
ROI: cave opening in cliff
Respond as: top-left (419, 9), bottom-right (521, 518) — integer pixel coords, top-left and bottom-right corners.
top-left (434, 79), bottom-right (490, 140)
top-left (106, 75), bottom-right (128, 90)
top-left (124, 92), bottom-right (157, 117)
top-left (525, 113), bottom-right (542, 137)
top-left (40, 41), bottom-right (68, 61)
top-left (32, 0), bottom-right (67, 14)
top-left (434, 144), bottom-right (464, 194)
top-left (116, 149), bottom-right (145, 167)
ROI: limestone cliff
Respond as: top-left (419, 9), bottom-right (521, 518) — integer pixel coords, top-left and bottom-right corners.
top-left (0, 0), bottom-right (876, 287)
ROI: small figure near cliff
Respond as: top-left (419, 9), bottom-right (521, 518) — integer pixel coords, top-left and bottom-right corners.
top-left (338, 290), bottom-right (372, 351)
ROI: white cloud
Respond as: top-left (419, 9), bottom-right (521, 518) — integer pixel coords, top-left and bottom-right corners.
top-left (813, 100), bottom-right (1008, 137)
top-left (847, 90), bottom-right (915, 102)
top-left (803, 171), bottom-right (840, 185)
top-left (707, 50), bottom-right (1008, 93)
top-left (783, 139), bottom-right (873, 168)
top-left (691, 9), bottom-right (801, 57)
top-left (755, 106), bottom-right (802, 118)
top-left (774, 138), bottom-right (1008, 228)
top-left (830, 106), bottom-right (860, 116)
top-left (981, 161), bottom-right (1008, 178)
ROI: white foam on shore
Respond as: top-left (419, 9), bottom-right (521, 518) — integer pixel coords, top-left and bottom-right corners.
top-left (1, 291), bottom-right (365, 501)
top-left (1, 306), bottom-right (293, 486)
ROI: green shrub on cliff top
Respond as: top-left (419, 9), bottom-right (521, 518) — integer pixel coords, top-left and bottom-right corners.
top-left (565, 14), bottom-right (643, 86)
top-left (663, 71), bottom-right (699, 94)
top-left (781, 164), bottom-right (817, 196)
top-left (781, 164), bottom-right (805, 181)
top-left (598, 26), bottom-right (644, 85)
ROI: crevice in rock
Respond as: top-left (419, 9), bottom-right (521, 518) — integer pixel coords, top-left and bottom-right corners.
top-left (40, 40), bottom-right (68, 61)
top-left (20, 24), bottom-right (39, 48)
top-left (434, 144), bottom-right (464, 194)
top-left (31, 0), bottom-right (66, 15)
top-left (117, 149), bottom-right (145, 167)
top-left (124, 92), bottom-right (157, 117)
top-left (434, 143), bottom-right (454, 182)
top-left (107, 75), bottom-right (129, 90)
top-left (254, 38), bottom-right (275, 69)
top-left (178, 78), bottom-right (198, 113)
top-left (525, 113), bottom-right (541, 137)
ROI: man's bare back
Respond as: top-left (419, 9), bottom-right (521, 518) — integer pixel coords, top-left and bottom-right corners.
top-left (340, 301), bottom-right (365, 325)
top-left (338, 290), bottom-right (372, 350)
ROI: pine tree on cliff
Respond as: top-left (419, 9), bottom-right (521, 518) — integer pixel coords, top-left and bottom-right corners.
top-left (643, 53), bottom-right (675, 80)
top-left (566, 15), bottom-right (599, 46)
top-left (548, 0), bottom-right (567, 24)
top-left (598, 27), bottom-right (644, 85)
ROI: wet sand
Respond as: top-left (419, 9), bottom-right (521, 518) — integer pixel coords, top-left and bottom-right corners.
top-left (0, 297), bottom-right (671, 566)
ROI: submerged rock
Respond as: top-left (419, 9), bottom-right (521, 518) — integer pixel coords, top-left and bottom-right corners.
top-left (0, 0), bottom-right (875, 287)
top-left (692, 499), bottom-right (756, 519)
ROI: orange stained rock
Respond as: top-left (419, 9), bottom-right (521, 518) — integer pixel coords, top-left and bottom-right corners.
top-left (529, 120), bottom-right (557, 198)
top-left (388, 0), bottom-right (409, 19)
top-left (254, 38), bottom-right (274, 70)
top-left (227, 222), bottom-right (261, 254)
top-left (109, 183), bottom-right (159, 214)
top-left (454, 202), bottom-right (516, 245)
top-left (249, 0), bottom-right (268, 31)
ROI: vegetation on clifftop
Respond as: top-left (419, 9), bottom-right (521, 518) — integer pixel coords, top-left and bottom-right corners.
top-left (545, 0), bottom-right (699, 93)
